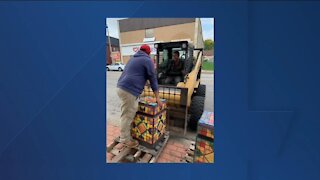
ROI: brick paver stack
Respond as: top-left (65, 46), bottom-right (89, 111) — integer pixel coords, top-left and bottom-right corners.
top-left (194, 111), bottom-right (214, 163)
top-left (131, 96), bottom-right (167, 148)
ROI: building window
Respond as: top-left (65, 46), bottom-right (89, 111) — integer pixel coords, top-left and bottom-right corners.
top-left (145, 28), bottom-right (154, 38)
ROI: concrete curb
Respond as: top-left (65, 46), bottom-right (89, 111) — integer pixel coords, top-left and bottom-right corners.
top-left (202, 70), bottom-right (214, 74)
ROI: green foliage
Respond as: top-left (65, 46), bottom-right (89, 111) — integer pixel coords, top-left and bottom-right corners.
top-left (202, 61), bottom-right (214, 71)
top-left (204, 39), bottom-right (214, 50)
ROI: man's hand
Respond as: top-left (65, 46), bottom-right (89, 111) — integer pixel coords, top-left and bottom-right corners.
top-left (156, 97), bottom-right (162, 107)
top-left (154, 91), bottom-right (162, 107)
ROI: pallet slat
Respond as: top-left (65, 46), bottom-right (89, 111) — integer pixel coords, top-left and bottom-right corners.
top-left (110, 148), bottom-right (121, 156)
top-left (187, 149), bottom-right (194, 156)
top-left (139, 153), bottom-right (153, 163)
top-left (189, 144), bottom-right (195, 150)
top-left (133, 150), bottom-right (142, 159)
top-left (181, 140), bottom-right (196, 163)
top-left (149, 157), bottom-right (156, 163)
top-left (107, 141), bottom-right (118, 153)
top-left (185, 156), bottom-right (193, 162)
top-left (125, 155), bottom-right (135, 162)
top-left (111, 148), bottom-right (131, 163)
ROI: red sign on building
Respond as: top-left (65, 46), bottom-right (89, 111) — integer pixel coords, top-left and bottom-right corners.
top-left (111, 52), bottom-right (120, 60)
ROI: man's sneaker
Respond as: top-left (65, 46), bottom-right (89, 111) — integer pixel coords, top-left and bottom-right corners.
top-left (124, 140), bottom-right (139, 148)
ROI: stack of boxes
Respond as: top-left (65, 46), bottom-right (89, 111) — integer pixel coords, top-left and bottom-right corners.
top-left (131, 96), bottom-right (167, 148)
top-left (194, 111), bottom-right (214, 163)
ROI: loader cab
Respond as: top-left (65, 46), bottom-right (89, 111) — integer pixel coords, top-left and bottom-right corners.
top-left (155, 41), bottom-right (194, 85)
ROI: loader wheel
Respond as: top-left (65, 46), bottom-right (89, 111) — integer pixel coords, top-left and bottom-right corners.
top-left (195, 84), bottom-right (206, 97)
top-left (189, 96), bottom-right (205, 130)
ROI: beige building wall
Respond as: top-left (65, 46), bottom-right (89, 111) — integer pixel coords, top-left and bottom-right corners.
top-left (120, 30), bottom-right (145, 44)
top-left (196, 19), bottom-right (204, 48)
top-left (119, 20), bottom-right (204, 64)
top-left (154, 23), bottom-right (195, 42)
top-left (120, 22), bottom-right (195, 44)
top-left (193, 18), bottom-right (204, 49)
top-left (122, 56), bottom-right (131, 64)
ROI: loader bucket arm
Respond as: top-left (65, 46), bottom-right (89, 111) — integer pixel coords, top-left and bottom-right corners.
top-left (177, 49), bottom-right (203, 107)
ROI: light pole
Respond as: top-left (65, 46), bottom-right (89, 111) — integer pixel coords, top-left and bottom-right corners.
top-left (107, 25), bottom-right (113, 64)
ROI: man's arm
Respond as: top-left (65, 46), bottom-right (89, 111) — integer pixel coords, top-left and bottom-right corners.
top-left (153, 90), bottom-right (162, 106)
top-left (146, 59), bottom-right (162, 105)
top-left (146, 59), bottom-right (158, 91)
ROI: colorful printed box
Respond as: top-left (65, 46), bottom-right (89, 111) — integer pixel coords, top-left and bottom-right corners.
top-left (131, 111), bottom-right (166, 147)
top-left (197, 111), bottom-right (214, 139)
top-left (194, 136), bottom-right (214, 163)
top-left (138, 96), bottom-right (167, 116)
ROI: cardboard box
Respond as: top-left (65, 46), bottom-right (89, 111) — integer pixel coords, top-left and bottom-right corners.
top-left (194, 136), bottom-right (214, 163)
top-left (197, 111), bottom-right (214, 140)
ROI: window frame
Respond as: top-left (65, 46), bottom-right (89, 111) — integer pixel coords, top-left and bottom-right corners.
top-left (145, 28), bottom-right (154, 38)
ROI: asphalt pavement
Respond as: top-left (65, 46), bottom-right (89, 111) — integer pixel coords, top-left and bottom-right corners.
top-left (106, 71), bottom-right (214, 127)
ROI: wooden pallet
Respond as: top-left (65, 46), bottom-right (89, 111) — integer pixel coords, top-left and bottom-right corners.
top-left (107, 132), bottom-right (170, 163)
top-left (181, 141), bottom-right (215, 163)
top-left (181, 141), bottom-right (195, 163)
